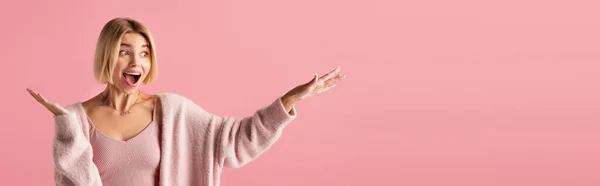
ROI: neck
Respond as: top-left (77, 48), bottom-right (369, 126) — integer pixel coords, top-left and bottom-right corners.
top-left (101, 85), bottom-right (141, 111)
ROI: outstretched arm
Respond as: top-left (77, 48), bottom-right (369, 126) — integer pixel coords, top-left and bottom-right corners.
top-left (213, 67), bottom-right (346, 168)
top-left (28, 89), bottom-right (102, 186)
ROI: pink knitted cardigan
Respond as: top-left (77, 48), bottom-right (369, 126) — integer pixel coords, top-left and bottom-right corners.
top-left (53, 93), bottom-right (297, 186)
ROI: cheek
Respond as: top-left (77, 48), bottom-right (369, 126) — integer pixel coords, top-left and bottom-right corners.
top-left (117, 57), bottom-right (130, 66)
top-left (142, 59), bottom-right (152, 71)
top-left (112, 58), bottom-right (129, 79)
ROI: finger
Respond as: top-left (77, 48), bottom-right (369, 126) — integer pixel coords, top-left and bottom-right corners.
top-left (317, 84), bottom-right (336, 94)
top-left (321, 67), bottom-right (341, 81)
top-left (36, 92), bottom-right (49, 103)
top-left (324, 73), bottom-right (345, 86)
top-left (30, 89), bottom-right (50, 104)
top-left (308, 73), bottom-right (319, 85)
top-left (27, 89), bottom-right (43, 102)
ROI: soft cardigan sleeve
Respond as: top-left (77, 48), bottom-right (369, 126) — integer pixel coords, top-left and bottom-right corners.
top-left (183, 96), bottom-right (297, 168)
top-left (53, 112), bottom-right (102, 186)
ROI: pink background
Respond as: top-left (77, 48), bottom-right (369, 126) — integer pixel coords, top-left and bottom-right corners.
top-left (1, 0), bottom-right (600, 185)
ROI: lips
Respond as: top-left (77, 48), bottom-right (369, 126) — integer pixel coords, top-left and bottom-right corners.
top-left (122, 71), bottom-right (141, 87)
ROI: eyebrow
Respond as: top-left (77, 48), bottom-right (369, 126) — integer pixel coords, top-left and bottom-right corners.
top-left (120, 43), bottom-right (149, 48)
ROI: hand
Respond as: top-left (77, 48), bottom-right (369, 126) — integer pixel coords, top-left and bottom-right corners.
top-left (283, 67), bottom-right (346, 104)
top-left (27, 88), bottom-right (69, 115)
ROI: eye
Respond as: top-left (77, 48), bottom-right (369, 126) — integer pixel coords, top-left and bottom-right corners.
top-left (141, 52), bottom-right (149, 57)
top-left (119, 50), bottom-right (129, 56)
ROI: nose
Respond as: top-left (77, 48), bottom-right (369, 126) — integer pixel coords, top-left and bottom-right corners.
top-left (129, 56), bottom-right (141, 67)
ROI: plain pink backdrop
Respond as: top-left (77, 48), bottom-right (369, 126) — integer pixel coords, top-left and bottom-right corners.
top-left (1, 0), bottom-right (600, 185)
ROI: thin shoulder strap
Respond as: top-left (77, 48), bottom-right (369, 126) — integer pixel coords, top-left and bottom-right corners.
top-left (152, 96), bottom-right (158, 121)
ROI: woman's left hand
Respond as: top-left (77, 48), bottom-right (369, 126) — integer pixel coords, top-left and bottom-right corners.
top-left (282, 67), bottom-right (346, 112)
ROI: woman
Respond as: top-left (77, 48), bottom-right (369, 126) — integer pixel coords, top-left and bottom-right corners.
top-left (27, 17), bottom-right (345, 186)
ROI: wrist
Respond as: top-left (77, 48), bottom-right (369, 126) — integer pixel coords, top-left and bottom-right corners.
top-left (281, 93), bottom-right (299, 112)
top-left (282, 93), bottom-right (298, 104)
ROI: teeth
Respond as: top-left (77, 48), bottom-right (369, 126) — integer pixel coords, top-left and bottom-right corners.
top-left (124, 72), bottom-right (141, 75)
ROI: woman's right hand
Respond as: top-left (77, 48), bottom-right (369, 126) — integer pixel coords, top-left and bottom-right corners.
top-left (27, 88), bottom-right (69, 115)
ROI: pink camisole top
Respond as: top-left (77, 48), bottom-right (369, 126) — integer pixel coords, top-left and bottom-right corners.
top-left (87, 100), bottom-right (161, 186)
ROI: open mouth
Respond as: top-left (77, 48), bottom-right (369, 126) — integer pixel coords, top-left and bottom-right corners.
top-left (123, 72), bottom-right (141, 86)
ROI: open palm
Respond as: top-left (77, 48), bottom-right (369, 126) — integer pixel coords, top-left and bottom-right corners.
top-left (288, 67), bottom-right (346, 101)
top-left (27, 88), bottom-right (69, 115)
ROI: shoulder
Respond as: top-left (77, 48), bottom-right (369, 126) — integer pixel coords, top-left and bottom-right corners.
top-left (155, 92), bottom-right (215, 123)
top-left (156, 92), bottom-right (192, 106)
top-left (60, 95), bottom-right (100, 117)
top-left (62, 102), bottom-right (84, 116)
top-left (156, 92), bottom-right (187, 101)
top-left (155, 92), bottom-right (205, 111)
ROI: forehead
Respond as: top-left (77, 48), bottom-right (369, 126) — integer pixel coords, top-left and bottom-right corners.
top-left (120, 32), bottom-right (148, 46)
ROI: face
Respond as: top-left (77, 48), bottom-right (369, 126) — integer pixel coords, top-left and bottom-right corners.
top-left (112, 32), bottom-right (152, 94)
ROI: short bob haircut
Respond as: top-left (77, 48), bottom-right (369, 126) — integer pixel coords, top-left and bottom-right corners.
top-left (94, 17), bottom-right (158, 85)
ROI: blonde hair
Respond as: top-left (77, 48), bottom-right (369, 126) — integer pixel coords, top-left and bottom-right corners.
top-left (94, 17), bottom-right (158, 85)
